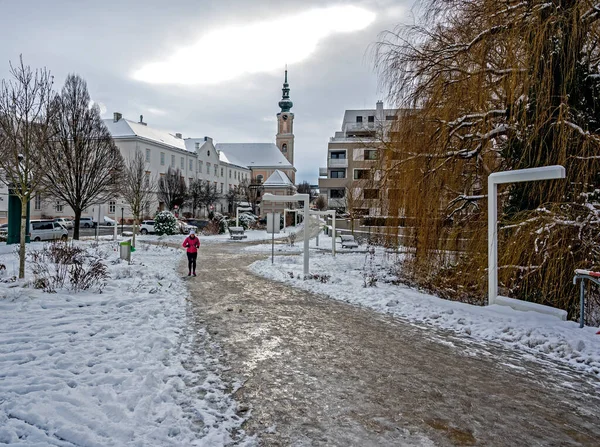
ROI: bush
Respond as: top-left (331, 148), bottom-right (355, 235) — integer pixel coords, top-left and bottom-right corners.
top-left (154, 211), bottom-right (178, 235)
top-left (28, 241), bottom-right (109, 293)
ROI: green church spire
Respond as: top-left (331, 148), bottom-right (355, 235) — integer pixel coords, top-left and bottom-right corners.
top-left (278, 68), bottom-right (293, 113)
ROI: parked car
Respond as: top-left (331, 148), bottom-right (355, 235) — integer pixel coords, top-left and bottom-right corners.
top-left (29, 220), bottom-right (68, 242)
top-left (103, 216), bottom-right (116, 226)
top-left (79, 217), bottom-right (97, 228)
top-left (139, 220), bottom-right (155, 235)
top-left (178, 220), bottom-right (197, 234)
top-left (0, 223), bottom-right (8, 235)
top-left (187, 219), bottom-right (209, 230)
top-left (53, 218), bottom-right (73, 230)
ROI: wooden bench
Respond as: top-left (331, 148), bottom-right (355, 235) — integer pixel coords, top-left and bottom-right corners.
top-left (228, 226), bottom-right (247, 240)
top-left (339, 234), bottom-right (359, 249)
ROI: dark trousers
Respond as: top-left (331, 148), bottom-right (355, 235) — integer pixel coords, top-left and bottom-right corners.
top-left (187, 252), bottom-right (197, 273)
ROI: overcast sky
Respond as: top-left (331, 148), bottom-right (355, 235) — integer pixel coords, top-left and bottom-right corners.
top-left (0, 0), bottom-right (415, 184)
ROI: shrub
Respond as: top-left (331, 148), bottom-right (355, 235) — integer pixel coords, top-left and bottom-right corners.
top-left (154, 211), bottom-right (178, 235)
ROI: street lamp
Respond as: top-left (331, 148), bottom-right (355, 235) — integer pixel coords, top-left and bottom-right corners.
top-left (121, 207), bottom-right (124, 236)
top-left (488, 165), bottom-right (565, 305)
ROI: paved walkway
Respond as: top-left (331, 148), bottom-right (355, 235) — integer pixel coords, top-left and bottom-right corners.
top-left (184, 242), bottom-right (600, 446)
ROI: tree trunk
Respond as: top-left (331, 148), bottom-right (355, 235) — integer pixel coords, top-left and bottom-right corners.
top-left (132, 217), bottom-right (138, 248)
top-left (19, 198), bottom-right (27, 279)
top-left (73, 209), bottom-right (82, 240)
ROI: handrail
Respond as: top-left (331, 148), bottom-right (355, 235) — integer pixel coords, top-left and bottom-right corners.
top-left (572, 269), bottom-right (600, 328)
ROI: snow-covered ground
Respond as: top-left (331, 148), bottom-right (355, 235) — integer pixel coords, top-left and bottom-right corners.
top-left (136, 227), bottom-right (298, 246)
top-left (0, 241), bottom-right (252, 446)
top-left (249, 233), bottom-right (600, 377)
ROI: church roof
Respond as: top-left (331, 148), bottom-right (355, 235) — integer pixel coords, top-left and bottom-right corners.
top-left (263, 169), bottom-right (294, 187)
top-left (103, 118), bottom-right (188, 151)
top-left (215, 143), bottom-right (295, 170)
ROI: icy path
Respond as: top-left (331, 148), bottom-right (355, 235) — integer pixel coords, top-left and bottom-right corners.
top-left (185, 243), bottom-right (600, 446)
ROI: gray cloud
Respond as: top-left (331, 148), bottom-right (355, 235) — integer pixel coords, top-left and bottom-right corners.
top-left (0, 0), bottom-right (413, 184)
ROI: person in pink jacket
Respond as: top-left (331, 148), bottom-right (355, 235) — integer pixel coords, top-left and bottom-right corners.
top-left (182, 229), bottom-right (200, 276)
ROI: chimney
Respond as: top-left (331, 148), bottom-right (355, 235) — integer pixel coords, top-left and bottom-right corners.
top-left (113, 112), bottom-right (122, 122)
top-left (376, 100), bottom-right (384, 120)
top-left (175, 133), bottom-right (182, 139)
top-left (204, 136), bottom-right (213, 143)
top-left (139, 115), bottom-right (147, 126)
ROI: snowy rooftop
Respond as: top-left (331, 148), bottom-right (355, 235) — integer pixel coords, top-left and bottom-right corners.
top-left (263, 169), bottom-right (294, 188)
top-left (103, 118), bottom-right (188, 152)
top-left (215, 143), bottom-right (294, 170)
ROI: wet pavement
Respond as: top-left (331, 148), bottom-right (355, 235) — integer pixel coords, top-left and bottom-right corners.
top-left (183, 242), bottom-right (600, 446)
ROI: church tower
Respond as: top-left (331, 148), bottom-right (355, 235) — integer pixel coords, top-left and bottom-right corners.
top-left (276, 69), bottom-right (294, 169)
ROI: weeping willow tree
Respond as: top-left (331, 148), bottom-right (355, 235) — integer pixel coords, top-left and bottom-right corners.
top-left (374, 0), bottom-right (600, 319)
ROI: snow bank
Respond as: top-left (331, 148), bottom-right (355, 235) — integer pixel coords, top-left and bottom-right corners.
top-left (250, 249), bottom-right (600, 377)
top-left (0, 241), bottom-right (252, 446)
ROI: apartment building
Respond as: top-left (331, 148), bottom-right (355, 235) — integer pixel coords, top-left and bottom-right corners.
top-left (318, 101), bottom-right (399, 215)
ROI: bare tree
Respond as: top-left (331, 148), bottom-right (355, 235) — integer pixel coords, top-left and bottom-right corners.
top-left (344, 185), bottom-right (363, 234)
top-left (239, 178), bottom-right (263, 215)
top-left (157, 167), bottom-right (187, 211)
top-left (315, 194), bottom-right (327, 211)
top-left (197, 180), bottom-right (221, 216)
top-left (296, 181), bottom-right (317, 201)
top-left (121, 149), bottom-right (156, 247)
top-left (188, 179), bottom-right (203, 217)
top-left (225, 184), bottom-right (242, 214)
top-left (43, 74), bottom-right (124, 239)
top-left (0, 57), bottom-right (57, 278)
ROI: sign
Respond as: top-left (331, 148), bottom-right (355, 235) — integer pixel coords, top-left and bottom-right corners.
top-left (266, 213), bottom-right (281, 234)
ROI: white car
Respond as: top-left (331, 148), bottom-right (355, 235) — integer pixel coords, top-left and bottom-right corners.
top-left (140, 220), bottom-right (155, 235)
top-left (177, 220), bottom-right (197, 234)
top-left (53, 218), bottom-right (73, 230)
top-left (103, 216), bottom-right (117, 226)
top-left (29, 220), bottom-right (69, 242)
top-left (79, 217), bottom-right (97, 228)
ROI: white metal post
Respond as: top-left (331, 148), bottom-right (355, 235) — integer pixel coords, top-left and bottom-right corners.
top-left (262, 193), bottom-right (310, 275)
top-left (488, 166), bottom-right (565, 305)
top-left (332, 210), bottom-right (336, 257)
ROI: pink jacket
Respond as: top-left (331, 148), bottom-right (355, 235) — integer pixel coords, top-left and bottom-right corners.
top-left (182, 235), bottom-right (200, 253)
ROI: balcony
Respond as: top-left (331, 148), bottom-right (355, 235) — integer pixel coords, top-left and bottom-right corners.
top-left (345, 122), bottom-right (376, 132)
top-left (328, 158), bottom-right (348, 168)
top-left (319, 167), bottom-right (328, 177)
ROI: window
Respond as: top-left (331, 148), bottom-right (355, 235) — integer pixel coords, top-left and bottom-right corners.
top-left (356, 116), bottom-right (363, 123)
top-left (34, 193), bottom-right (41, 210)
top-left (330, 189), bottom-right (345, 199)
top-left (368, 115), bottom-right (374, 123)
top-left (214, 165), bottom-right (218, 176)
top-left (329, 169), bottom-right (345, 179)
top-left (364, 189), bottom-right (379, 200)
top-left (55, 202), bottom-right (63, 212)
top-left (220, 183), bottom-right (224, 193)
top-left (354, 169), bottom-right (370, 180)
top-left (171, 155), bottom-right (175, 167)
top-left (330, 151), bottom-right (346, 159)
top-left (145, 171), bottom-right (151, 188)
top-left (199, 161), bottom-right (203, 172)
top-left (181, 157), bottom-right (184, 169)
top-left (282, 143), bottom-right (287, 153)
top-left (109, 201), bottom-right (116, 213)
top-left (160, 152), bottom-right (165, 165)
top-left (189, 159), bottom-right (193, 171)
top-left (146, 148), bottom-right (151, 162)
top-left (234, 171), bottom-right (237, 180)
top-left (221, 167), bottom-right (224, 177)
top-left (207, 162), bottom-right (211, 174)
top-left (364, 149), bottom-right (378, 160)
top-left (229, 169), bottom-right (232, 178)
top-left (386, 115), bottom-right (397, 121)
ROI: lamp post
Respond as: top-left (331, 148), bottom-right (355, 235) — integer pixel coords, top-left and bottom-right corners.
top-left (121, 207), bottom-right (124, 236)
top-left (488, 165), bottom-right (565, 305)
